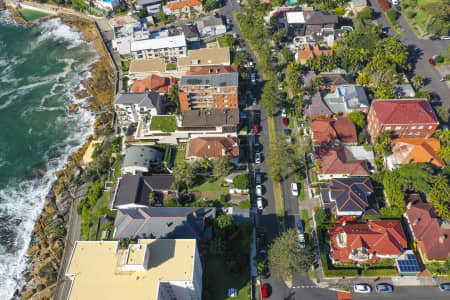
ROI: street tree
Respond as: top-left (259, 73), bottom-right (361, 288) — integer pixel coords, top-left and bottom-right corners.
top-left (268, 229), bottom-right (313, 280)
top-left (260, 80), bottom-right (281, 116)
top-left (212, 156), bottom-right (232, 178)
top-left (233, 174), bottom-right (250, 189)
top-left (267, 134), bottom-right (295, 181)
top-left (411, 74), bottom-right (424, 90)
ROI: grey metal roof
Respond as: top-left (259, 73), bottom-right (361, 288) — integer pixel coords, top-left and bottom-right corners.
top-left (181, 109), bottom-right (239, 127)
top-left (114, 91), bottom-right (163, 111)
top-left (180, 72), bottom-right (239, 87)
top-left (323, 85), bottom-right (369, 113)
top-left (197, 15), bottom-right (224, 29)
top-left (113, 207), bottom-right (216, 239)
top-left (137, 0), bottom-right (163, 6)
top-left (142, 175), bottom-right (175, 191)
top-left (122, 146), bottom-right (163, 170)
top-left (305, 92), bottom-right (333, 118)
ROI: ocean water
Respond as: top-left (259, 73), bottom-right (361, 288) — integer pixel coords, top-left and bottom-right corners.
top-left (0, 11), bottom-right (97, 299)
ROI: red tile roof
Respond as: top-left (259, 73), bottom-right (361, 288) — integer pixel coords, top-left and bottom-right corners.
top-left (167, 0), bottom-right (202, 10)
top-left (406, 202), bottom-right (450, 261)
top-left (371, 99), bottom-right (439, 125)
top-left (329, 220), bottom-right (407, 263)
top-left (391, 138), bottom-right (444, 167)
top-left (187, 137), bottom-right (239, 159)
top-left (315, 146), bottom-right (370, 177)
top-left (310, 117), bottom-right (357, 146)
top-left (132, 75), bottom-right (177, 94)
top-left (297, 44), bottom-right (332, 63)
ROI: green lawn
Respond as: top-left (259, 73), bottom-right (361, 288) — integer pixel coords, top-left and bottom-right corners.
top-left (190, 176), bottom-right (229, 194)
top-left (414, 10), bottom-right (429, 30)
top-left (166, 63), bottom-right (177, 70)
top-left (18, 8), bottom-right (49, 21)
top-left (150, 116), bottom-right (177, 132)
top-left (92, 190), bottom-right (111, 215)
top-left (96, 220), bottom-right (114, 240)
top-left (418, 0), bottom-right (440, 6)
top-left (172, 147), bottom-right (186, 168)
top-left (203, 255), bottom-right (251, 300)
top-left (301, 209), bottom-right (311, 234)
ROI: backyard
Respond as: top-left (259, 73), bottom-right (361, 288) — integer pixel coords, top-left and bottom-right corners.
top-left (149, 116), bottom-right (177, 132)
top-left (190, 176), bottom-right (230, 195)
top-left (18, 8), bottom-right (49, 21)
top-left (172, 146), bottom-right (186, 168)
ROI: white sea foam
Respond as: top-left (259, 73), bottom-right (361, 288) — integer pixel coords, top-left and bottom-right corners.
top-left (37, 18), bottom-right (84, 50)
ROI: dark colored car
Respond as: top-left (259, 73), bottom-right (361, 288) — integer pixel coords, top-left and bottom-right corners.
top-left (261, 283), bottom-right (271, 298)
top-left (297, 220), bottom-right (304, 234)
top-left (376, 283), bottom-right (393, 293)
top-left (429, 58), bottom-right (436, 66)
top-left (282, 117), bottom-right (289, 126)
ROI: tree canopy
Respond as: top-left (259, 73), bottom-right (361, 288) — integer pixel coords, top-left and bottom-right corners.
top-left (233, 174), bottom-right (250, 189)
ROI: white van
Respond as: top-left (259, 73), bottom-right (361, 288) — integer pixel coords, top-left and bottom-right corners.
top-left (291, 183), bottom-right (298, 196)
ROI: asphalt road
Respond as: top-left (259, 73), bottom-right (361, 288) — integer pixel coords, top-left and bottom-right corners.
top-left (351, 285), bottom-right (450, 300)
top-left (369, 0), bottom-right (450, 108)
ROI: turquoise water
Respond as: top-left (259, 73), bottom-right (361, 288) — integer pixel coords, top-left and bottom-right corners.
top-left (0, 12), bottom-right (97, 298)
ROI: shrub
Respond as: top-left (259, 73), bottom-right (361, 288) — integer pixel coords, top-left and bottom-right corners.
top-left (361, 268), bottom-right (398, 276)
top-left (335, 7), bottom-right (345, 16)
top-left (239, 199), bottom-right (251, 209)
top-left (406, 9), bottom-right (416, 19)
top-left (358, 7), bottom-right (373, 22)
top-left (387, 8), bottom-right (397, 23)
top-left (233, 174), bottom-right (250, 189)
top-left (435, 55), bottom-right (445, 63)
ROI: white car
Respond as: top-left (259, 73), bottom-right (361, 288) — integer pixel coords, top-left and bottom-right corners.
top-left (392, 0), bottom-right (398, 5)
top-left (291, 183), bottom-right (298, 196)
top-left (255, 152), bottom-right (261, 164)
top-left (281, 108), bottom-right (287, 118)
top-left (257, 197), bottom-right (263, 210)
top-left (440, 36), bottom-right (450, 40)
top-left (256, 185), bottom-right (263, 196)
top-left (353, 284), bottom-right (372, 293)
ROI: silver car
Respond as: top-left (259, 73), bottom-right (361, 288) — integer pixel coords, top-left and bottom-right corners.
top-left (440, 283), bottom-right (450, 292)
top-left (256, 185), bottom-right (263, 196)
top-left (376, 283), bottom-right (393, 293)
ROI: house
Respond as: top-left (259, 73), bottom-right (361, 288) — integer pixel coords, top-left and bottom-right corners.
top-left (65, 239), bottom-right (202, 300)
top-left (131, 74), bottom-right (177, 94)
top-left (351, 0), bottom-right (368, 13)
top-left (177, 48), bottom-right (230, 72)
top-left (310, 117), bottom-right (357, 146)
top-left (113, 207), bottom-right (216, 239)
top-left (367, 99), bottom-right (439, 142)
top-left (111, 16), bottom-right (149, 55)
top-left (187, 65), bottom-right (238, 75)
top-left (179, 72), bottom-right (239, 112)
top-left (128, 58), bottom-right (168, 80)
top-left (136, 0), bottom-right (164, 14)
top-left (285, 10), bottom-right (338, 37)
top-left (405, 201), bottom-right (450, 263)
top-left (121, 146), bottom-right (164, 175)
top-left (131, 34), bottom-right (187, 63)
top-left (314, 146), bottom-right (371, 180)
top-left (328, 220), bottom-right (407, 264)
top-left (296, 44), bottom-right (333, 65)
top-left (114, 92), bottom-right (165, 127)
top-left (394, 83), bottom-right (416, 98)
top-left (166, 0), bottom-right (203, 19)
top-left (320, 177), bottom-right (375, 217)
top-left (323, 84), bottom-right (370, 114)
top-left (186, 136), bottom-right (239, 163)
top-left (304, 92), bottom-right (333, 119)
top-left (181, 24), bottom-right (201, 42)
top-left (318, 72), bottom-right (351, 92)
top-left (181, 108), bottom-right (240, 133)
top-left (112, 174), bottom-right (176, 209)
top-left (386, 138), bottom-right (445, 170)
top-left (196, 15), bottom-right (227, 38)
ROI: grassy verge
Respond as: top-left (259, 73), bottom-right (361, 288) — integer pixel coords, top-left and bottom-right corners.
top-left (301, 209), bottom-right (311, 233)
top-left (299, 181), bottom-right (306, 201)
top-left (401, 9), bottom-right (422, 36)
top-left (17, 8), bottom-right (49, 21)
top-left (385, 13), bottom-right (403, 36)
top-left (267, 116), bottom-right (285, 217)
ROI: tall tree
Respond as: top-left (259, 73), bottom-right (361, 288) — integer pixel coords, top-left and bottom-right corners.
top-left (347, 111), bottom-right (366, 129)
top-left (267, 134), bottom-right (295, 181)
top-left (411, 74), bottom-right (424, 90)
top-left (212, 156), bottom-right (232, 178)
top-left (429, 174), bottom-right (450, 219)
top-left (268, 229), bottom-right (313, 280)
top-left (260, 80), bottom-right (281, 116)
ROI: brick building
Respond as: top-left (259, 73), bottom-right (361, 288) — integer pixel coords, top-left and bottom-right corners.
top-left (179, 72), bottom-right (239, 112)
top-left (367, 99), bottom-right (439, 142)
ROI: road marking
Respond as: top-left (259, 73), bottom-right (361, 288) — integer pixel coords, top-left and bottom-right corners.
top-left (292, 286), bottom-right (319, 289)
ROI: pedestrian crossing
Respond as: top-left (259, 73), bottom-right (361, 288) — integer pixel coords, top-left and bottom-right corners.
top-left (292, 285), bottom-right (320, 289)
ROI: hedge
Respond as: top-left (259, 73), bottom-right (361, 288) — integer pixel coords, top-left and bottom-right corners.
top-left (320, 252), bottom-right (358, 277)
top-left (361, 268), bottom-right (398, 277)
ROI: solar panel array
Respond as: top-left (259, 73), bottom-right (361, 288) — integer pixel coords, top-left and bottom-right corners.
top-left (397, 255), bottom-right (420, 273)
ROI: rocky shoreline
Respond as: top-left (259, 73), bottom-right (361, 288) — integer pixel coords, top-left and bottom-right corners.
top-left (8, 10), bottom-right (116, 300)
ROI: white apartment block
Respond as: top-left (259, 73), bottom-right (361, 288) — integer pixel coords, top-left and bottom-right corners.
top-left (131, 34), bottom-right (187, 63)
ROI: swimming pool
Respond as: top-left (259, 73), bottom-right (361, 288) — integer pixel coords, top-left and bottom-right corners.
top-left (288, 0), bottom-right (296, 4)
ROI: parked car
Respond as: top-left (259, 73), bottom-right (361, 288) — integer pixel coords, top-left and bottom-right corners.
top-left (297, 220), bottom-right (304, 234)
top-left (284, 129), bottom-right (291, 136)
top-left (298, 233), bottom-right (306, 248)
top-left (291, 183), bottom-right (298, 196)
top-left (255, 142), bottom-right (262, 151)
top-left (261, 283), bottom-right (270, 299)
top-left (257, 197), bottom-right (263, 210)
top-left (255, 152), bottom-right (262, 164)
top-left (429, 58), bottom-right (436, 66)
top-left (253, 123), bottom-right (259, 134)
top-left (353, 284), bottom-right (372, 293)
top-left (282, 117), bottom-right (289, 126)
top-left (440, 36), bottom-right (450, 40)
top-left (376, 283), bottom-right (393, 293)
top-left (439, 283), bottom-right (450, 292)
top-left (256, 185), bottom-right (263, 196)
top-left (281, 108), bottom-right (287, 118)
top-left (252, 97), bottom-right (257, 106)
top-left (255, 173), bottom-right (262, 185)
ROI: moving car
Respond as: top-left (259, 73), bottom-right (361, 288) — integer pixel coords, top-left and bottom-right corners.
top-left (353, 284), bottom-right (372, 293)
top-left (256, 185), bottom-right (263, 196)
top-left (253, 123), bottom-right (259, 134)
top-left (429, 58), bottom-right (436, 66)
top-left (376, 283), bottom-right (393, 293)
top-left (257, 197), bottom-right (263, 210)
top-left (439, 283), bottom-right (450, 292)
top-left (291, 183), bottom-right (298, 196)
top-left (261, 283), bottom-right (270, 298)
top-left (282, 117), bottom-right (289, 126)
top-left (255, 152), bottom-right (261, 164)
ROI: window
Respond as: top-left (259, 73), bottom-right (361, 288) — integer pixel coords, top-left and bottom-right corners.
top-left (418, 126), bottom-right (423, 129)
top-left (224, 105), bottom-right (229, 108)
top-left (385, 126), bottom-right (391, 130)
top-left (411, 126), bottom-right (416, 129)
top-left (428, 126), bottom-right (433, 129)
top-left (395, 126), bottom-right (402, 130)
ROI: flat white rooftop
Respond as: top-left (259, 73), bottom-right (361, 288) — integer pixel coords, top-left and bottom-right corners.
top-left (131, 34), bottom-right (186, 52)
top-left (286, 11), bottom-right (305, 24)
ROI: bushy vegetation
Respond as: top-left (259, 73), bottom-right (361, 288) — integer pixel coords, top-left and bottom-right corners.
top-left (233, 174), bottom-right (250, 189)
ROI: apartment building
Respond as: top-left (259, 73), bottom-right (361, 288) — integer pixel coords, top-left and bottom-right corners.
top-left (177, 47), bottom-right (230, 72)
top-left (367, 99), bottom-right (439, 142)
top-left (131, 34), bottom-right (187, 63)
top-left (178, 72), bottom-right (239, 112)
top-left (65, 239), bottom-right (202, 300)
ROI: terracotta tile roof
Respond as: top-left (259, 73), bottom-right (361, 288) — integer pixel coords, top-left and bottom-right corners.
top-left (310, 117), bottom-right (357, 146)
top-left (320, 73), bottom-right (350, 89)
top-left (297, 44), bottom-right (332, 63)
top-left (132, 74), bottom-right (177, 94)
top-left (187, 137), bottom-right (239, 159)
top-left (315, 146), bottom-right (370, 177)
top-left (167, 0), bottom-right (202, 10)
top-left (391, 138), bottom-right (444, 167)
top-left (187, 65), bottom-right (238, 75)
top-left (371, 99), bottom-right (439, 125)
top-left (406, 202), bottom-right (450, 261)
top-left (329, 220), bottom-right (407, 263)
top-left (304, 92), bottom-right (333, 118)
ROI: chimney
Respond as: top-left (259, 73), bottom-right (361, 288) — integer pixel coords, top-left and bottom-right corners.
top-left (413, 218), bottom-right (420, 226)
top-left (439, 234), bottom-right (447, 244)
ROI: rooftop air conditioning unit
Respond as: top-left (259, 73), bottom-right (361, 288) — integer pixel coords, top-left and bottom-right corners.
top-left (191, 59), bottom-right (200, 65)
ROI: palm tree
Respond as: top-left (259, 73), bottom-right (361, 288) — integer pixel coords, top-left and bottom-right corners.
top-left (434, 201), bottom-right (450, 219)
